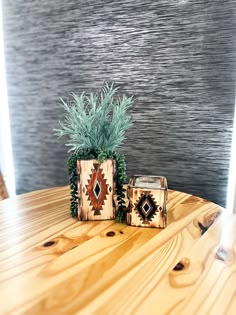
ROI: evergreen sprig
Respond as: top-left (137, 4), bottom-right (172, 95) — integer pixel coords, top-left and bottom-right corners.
top-left (54, 83), bottom-right (133, 153)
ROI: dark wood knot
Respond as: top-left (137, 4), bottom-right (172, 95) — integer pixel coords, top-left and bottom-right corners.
top-left (198, 222), bottom-right (211, 235)
top-left (173, 262), bottom-right (185, 271)
top-left (43, 241), bottom-right (55, 247)
top-left (106, 231), bottom-right (116, 237)
top-left (173, 258), bottom-right (190, 271)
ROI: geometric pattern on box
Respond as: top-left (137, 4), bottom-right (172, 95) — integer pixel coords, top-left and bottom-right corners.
top-left (77, 159), bottom-right (115, 221)
top-left (134, 191), bottom-right (159, 224)
top-left (127, 176), bottom-right (168, 228)
top-left (85, 163), bottom-right (109, 215)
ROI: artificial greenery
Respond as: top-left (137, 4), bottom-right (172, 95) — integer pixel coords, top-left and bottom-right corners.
top-left (54, 83), bottom-right (133, 153)
top-left (55, 83), bottom-right (133, 221)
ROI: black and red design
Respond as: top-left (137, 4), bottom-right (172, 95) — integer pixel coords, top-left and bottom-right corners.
top-left (85, 163), bottom-right (109, 215)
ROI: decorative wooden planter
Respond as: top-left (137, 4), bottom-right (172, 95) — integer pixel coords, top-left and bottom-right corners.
top-left (127, 175), bottom-right (168, 228)
top-left (77, 159), bottom-right (116, 221)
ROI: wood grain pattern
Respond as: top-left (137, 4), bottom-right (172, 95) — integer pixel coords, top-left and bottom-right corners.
top-left (0, 186), bottom-right (234, 314)
top-left (0, 172), bottom-right (8, 200)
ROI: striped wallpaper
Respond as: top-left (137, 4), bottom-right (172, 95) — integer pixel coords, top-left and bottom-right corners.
top-left (2, 0), bottom-right (236, 206)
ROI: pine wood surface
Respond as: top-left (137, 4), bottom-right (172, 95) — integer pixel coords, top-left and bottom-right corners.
top-left (0, 186), bottom-right (234, 315)
top-left (0, 172), bottom-right (8, 201)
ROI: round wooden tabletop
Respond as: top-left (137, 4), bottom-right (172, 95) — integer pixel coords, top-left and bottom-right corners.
top-left (0, 186), bottom-right (235, 315)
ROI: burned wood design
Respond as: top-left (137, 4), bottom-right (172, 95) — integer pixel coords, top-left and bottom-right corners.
top-left (77, 159), bottom-right (115, 221)
top-left (134, 191), bottom-right (160, 224)
top-left (86, 163), bottom-right (109, 215)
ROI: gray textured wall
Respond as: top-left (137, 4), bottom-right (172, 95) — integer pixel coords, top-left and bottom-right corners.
top-left (2, 0), bottom-right (236, 206)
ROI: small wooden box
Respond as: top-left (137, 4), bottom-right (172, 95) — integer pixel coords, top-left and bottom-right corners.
top-left (127, 175), bottom-right (168, 228)
top-left (77, 159), bottom-right (116, 221)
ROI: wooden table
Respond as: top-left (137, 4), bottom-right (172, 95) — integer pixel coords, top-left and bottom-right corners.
top-left (0, 186), bottom-right (235, 315)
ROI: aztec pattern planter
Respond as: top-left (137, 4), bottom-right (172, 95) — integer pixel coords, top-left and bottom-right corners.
top-left (77, 159), bottom-right (116, 221)
top-left (127, 175), bottom-right (168, 228)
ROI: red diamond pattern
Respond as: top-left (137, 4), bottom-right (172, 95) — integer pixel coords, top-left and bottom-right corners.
top-left (86, 164), bottom-right (109, 215)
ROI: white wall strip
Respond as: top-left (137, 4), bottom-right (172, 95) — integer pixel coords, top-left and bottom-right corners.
top-left (0, 4), bottom-right (15, 197)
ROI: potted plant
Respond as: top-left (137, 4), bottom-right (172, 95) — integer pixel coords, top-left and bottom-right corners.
top-left (54, 83), bottom-right (134, 221)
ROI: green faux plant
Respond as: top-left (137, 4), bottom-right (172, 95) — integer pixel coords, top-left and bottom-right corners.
top-left (54, 83), bottom-right (134, 221)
